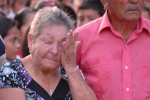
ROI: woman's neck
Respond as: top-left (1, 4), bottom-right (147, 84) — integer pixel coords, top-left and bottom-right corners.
top-left (35, 68), bottom-right (61, 96)
top-left (22, 55), bottom-right (61, 96)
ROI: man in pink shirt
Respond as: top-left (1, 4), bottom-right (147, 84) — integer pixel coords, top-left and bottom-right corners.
top-left (76, 0), bottom-right (150, 100)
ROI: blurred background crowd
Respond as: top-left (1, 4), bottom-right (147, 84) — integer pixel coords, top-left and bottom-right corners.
top-left (0, 0), bottom-right (150, 61)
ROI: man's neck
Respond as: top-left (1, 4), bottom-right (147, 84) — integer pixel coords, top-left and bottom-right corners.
top-left (108, 14), bottom-right (137, 41)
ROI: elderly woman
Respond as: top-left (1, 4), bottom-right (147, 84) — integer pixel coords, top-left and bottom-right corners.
top-left (0, 7), bottom-right (97, 100)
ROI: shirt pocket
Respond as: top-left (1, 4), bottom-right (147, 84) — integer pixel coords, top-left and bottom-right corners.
top-left (142, 61), bottom-right (150, 92)
top-left (81, 58), bottom-right (111, 98)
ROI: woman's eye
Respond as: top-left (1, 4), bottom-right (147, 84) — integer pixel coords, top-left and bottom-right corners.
top-left (45, 41), bottom-right (52, 44)
top-left (10, 38), bottom-right (16, 44)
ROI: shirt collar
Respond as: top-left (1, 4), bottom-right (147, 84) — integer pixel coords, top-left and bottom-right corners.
top-left (98, 10), bottom-right (112, 33)
top-left (99, 11), bottom-right (150, 36)
top-left (136, 17), bottom-right (150, 35)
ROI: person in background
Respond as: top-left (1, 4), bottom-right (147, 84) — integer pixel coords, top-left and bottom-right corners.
top-left (0, 0), bottom-right (9, 16)
top-left (0, 11), bottom-right (6, 17)
top-left (142, 0), bottom-right (150, 19)
top-left (21, 27), bottom-right (30, 57)
top-left (75, 0), bottom-right (150, 99)
top-left (142, 5), bottom-right (150, 19)
top-left (0, 7), bottom-right (97, 100)
top-left (0, 36), bottom-right (6, 67)
top-left (144, 0), bottom-right (150, 8)
top-left (0, 16), bottom-right (21, 61)
top-left (72, 0), bottom-right (84, 12)
top-left (30, 0), bottom-right (61, 9)
top-left (76, 0), bottom-right (105, 27)
top-left (14, 7), bottom-right (36, 57)
top-left (34, 0), bottom-right (58, 10)
top-left (34, 0), bottom-right (76, 21)
top-left (7, 0), bottom-right (30, 19)
top-left (59, 0), bottom-right (74, 8)
top-left (29, 0), bottom-right (39, 8)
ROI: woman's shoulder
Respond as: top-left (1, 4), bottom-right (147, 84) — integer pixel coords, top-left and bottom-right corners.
top-left (0, 59), bottom-right (27, 75)
top-left (0, 59), bottom-right (32, 89)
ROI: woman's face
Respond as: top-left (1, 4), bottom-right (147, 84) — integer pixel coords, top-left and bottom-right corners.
top-left (30, 24), bottom-right (68, 71)
top-left (77, 9), bottom-right (101, 27)
top-left (0, 0), bottom-right (8, 15)
top-left (4, 26), bottom-right (21, 60)
top-left (13, 0), bottom-right (26, 14)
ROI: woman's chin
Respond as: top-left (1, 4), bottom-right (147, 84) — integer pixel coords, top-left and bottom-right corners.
top-left (40, 59), bottom-right (60, 70)
top-left (43, 63), bottom-right (59, 70)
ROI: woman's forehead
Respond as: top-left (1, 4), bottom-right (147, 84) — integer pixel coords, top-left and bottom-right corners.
top-left (42, 24), bottom-right (69, 34)
top-left (38, 25), bottom-right (68, 39)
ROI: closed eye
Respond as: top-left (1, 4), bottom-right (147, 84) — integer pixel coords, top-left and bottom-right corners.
top-left (45, 40), bottom-right (53, 44)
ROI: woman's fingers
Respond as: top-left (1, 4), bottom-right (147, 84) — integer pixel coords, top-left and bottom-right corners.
top-left (61, 30), bottom-right (80, 68)
top-left (75, 41), bottom-right (80, 49)
top-left (65, 30), bottom-right (73, 47)
top-left (65, 30), bottom-right (78, 47)
top-left (73, 32), bottom-right (78, 43)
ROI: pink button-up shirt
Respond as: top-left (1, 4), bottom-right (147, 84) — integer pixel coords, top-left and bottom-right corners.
top-left (76, 12), bottom-right (150, 100)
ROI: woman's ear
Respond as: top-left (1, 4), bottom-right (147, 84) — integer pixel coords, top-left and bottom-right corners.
top-left (28, 33), bottom-right (32, 53)
top-left (101, 0), bottom-right (108, 10)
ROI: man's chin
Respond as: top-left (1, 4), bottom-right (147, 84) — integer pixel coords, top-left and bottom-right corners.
top-left (126, 13), bottom-right (141, 21)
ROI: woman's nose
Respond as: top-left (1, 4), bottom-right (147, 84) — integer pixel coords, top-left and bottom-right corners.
top-left (16, 41), bottom-right (21, 49)
top-left (50, 44), bottom-right (59, 55)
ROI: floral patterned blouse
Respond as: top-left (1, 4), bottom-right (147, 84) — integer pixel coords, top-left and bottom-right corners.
top-left (0, 59), bottom-right (72, 100)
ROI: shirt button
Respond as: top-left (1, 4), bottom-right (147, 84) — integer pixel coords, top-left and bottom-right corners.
top-left (125, 66), bottom-right (128, 70)
top-left (126, 88), bottom-right (130, 91)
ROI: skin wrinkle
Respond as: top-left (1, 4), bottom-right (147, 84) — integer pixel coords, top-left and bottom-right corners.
top-left (30, 24), bottom-right (68, 74)
top-left (106, 0), bottom-right (143, 41)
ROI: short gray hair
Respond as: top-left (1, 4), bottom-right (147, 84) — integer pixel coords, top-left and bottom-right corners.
top-left (29, 7), bottom-right (74, 42)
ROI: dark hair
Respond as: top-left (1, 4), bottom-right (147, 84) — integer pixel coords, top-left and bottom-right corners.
top-left (25, 0), bottom-right (30, 7)
top-left (10, 0), bottom-right (30, 7)
top-left (34, 1), bottom-right (76, 22)
top-left (0, 37), bottom-right (5, 56)
top-left (14, 7), bottom-right (35, 30)
top-left (59, 3), bottom-right (76, 21)
top-left (0, 11), bottom-right (6, 17)
top-left (0, 16), bottom-right (15, 38)
top-left (22, 26), bottom-right (30, 57)
top-left (78, 0), bottom-right (105, 16)
top-left (143, 6), bottom-right (150, 15)
top-left (34, 1), bottom-right (58, 11)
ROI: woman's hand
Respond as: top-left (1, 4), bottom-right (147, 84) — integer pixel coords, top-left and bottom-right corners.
top-left (61, 30), bottom-right (97, 100)
top-left (61, 30), bottom-right (80, 71)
